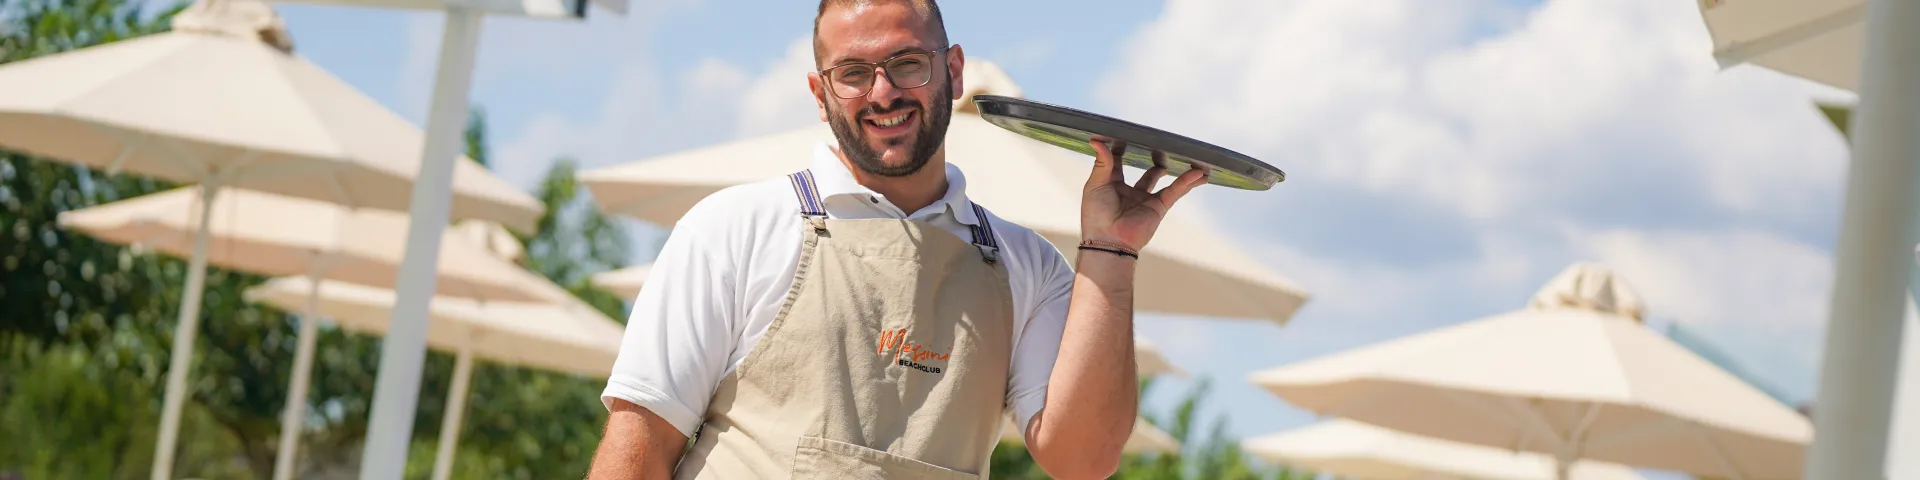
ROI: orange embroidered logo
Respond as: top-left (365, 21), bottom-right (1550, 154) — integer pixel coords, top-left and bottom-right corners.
top-left (876, 328), bottom-right (950, 374)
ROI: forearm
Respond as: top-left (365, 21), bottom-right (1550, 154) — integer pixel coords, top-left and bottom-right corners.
top-left (1027, 251), bottom-right (1138, 479)
top-left (588, 400), bottom-right (688, 480)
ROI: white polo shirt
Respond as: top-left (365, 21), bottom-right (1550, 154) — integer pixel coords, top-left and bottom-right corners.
top-left (601, 141), bottom-right (1076, 438)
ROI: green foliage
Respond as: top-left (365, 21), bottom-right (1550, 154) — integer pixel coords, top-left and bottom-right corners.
top-left (0, 0), bottom-right (181, 60)
top-left (0, 1), bottom-right (327, 478)
top-left (517, 157), bottom-right (632, 319)
top-left (465, 106), bottom-right (490, 168)
top-left (0, 1), bottom-right (1311, 479)
top-left (0, 338), bottom-right (253, 480)
top-left (0, 2), bottom-right (628, 477)
top-left (411, 118), bottom-right (634, 478)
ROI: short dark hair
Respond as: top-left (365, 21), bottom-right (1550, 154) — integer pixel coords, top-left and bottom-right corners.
top-left (812, 0), bottom-right (948, 68)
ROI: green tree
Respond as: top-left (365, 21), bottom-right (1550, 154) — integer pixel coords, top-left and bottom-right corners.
top-left (465, 106), bottom-right (490, 169)
top-left (0, 2), bottom-right (391, 477)
top-left (388, 110), bottom-right (633, 479)
top-left (517, 156), bottom-right (632, 316)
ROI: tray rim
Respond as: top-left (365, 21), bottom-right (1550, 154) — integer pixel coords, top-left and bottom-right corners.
top-left (971, 94), bottom-right (1285, 190)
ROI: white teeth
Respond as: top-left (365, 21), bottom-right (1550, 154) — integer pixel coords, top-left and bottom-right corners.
top-left (872, 113), bottom-right (907, 127)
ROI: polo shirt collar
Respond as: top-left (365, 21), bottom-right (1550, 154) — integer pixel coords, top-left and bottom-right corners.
top-left (808, 141), bottom-right (981, 226)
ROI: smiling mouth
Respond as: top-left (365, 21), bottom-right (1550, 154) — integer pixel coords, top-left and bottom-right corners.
top-left (863, 110), bottom-right (916, 131)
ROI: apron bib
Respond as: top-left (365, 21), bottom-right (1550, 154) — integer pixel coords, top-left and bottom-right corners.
top-left (673, 169), bottom-right (1016, 479)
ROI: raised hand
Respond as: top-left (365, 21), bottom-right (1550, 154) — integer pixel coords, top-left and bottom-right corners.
top-left (1079, 138), bottom-right (1209, 253)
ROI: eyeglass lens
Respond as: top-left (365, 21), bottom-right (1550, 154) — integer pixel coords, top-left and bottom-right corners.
top-left (830, 53), bottom-right (934, 98)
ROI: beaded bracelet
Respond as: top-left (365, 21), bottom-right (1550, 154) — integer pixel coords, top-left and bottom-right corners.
top-left (1078, 240), bottom-right (1140, 259)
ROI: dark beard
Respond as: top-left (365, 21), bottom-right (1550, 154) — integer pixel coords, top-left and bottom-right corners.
top-left (826, 81), bottom-right (953, 178)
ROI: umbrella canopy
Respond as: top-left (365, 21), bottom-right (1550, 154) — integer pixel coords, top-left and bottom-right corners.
top-left (1248, 263), bottom-right (1812, 479)
top-left (591, 263), bottom-right (652, 300)
top-left (450, 219), bottom-right (526, 263)
top-left (579, 60), bottom-right (1308, 324)
top-left (0, 3), bottom-right (544, 476)
top-left (57, 185), bottom-right (560, 480)
top-left (244, 276), bottom-right (621, 377)
top-left (58, 186), bottom-right (558, 302)
top-left (0, 0), bottom-right (541, 231)
top-left (997, 416), bottom-right (1182, 455)
top-left (246, 275), bottom-right (621, 480)
top-left (1698, 0), bottom-right (1861, 91)
top-left (1243, 419), bottom-right (1645, 480)
top-left (1133, 336), bottom-right (1187, 379)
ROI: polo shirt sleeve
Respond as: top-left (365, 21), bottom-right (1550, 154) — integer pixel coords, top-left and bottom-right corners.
top-left (601, 195), bottom-right (743, 438)
top-left (1004, 232), bottom-right (1075, 438)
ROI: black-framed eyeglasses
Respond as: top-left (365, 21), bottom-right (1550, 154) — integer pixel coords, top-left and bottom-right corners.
top-left (818, 46), bottom-right (949, 99)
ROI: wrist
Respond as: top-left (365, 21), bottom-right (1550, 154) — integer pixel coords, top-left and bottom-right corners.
top-left (1077, 241), bottom-right (1138, 260)
top-left (1074, 249), bottom-right (1137, 278)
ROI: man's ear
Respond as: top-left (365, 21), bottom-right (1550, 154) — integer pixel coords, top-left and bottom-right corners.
top-left (945, 44), bottom-right (965, 101)
top-left (808, 71), bottom-right (830, 122)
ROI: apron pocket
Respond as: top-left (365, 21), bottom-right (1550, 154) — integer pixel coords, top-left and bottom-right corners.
top-left (790, 436), bottom-right (979, 480)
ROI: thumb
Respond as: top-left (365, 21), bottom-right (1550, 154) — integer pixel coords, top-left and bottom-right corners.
top-left (1086, 138), bottom-right (1126, 189)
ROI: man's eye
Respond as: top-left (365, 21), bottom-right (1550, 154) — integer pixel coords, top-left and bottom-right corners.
top-left (889, 59), bottom-right (926, 73)
top-left (837, 67), bottom-right (873, 82)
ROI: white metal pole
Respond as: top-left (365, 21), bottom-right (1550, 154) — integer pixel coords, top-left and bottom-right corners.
top-left (150, 181), bottom-right (221, 480)
top-left (431, 347), bottom-right (476, 480)
top-left (1804, 0), bottom-right (1920, 476)
top-left (358, 8), bottom-right (483, 480)
top-left (270, 273), bottom-right (326, 480)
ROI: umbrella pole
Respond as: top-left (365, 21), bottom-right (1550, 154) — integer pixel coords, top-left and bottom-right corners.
top-left (1806, 0), bottom-right (1920, 477)
top-left (270, 274), bottom-right (326, 480)
top-left (431, 347), bottom-right (475, 480)
top-left (359, 8), bottom-right (484, 480)
top-left (150, 181), bottom-right (221, 480)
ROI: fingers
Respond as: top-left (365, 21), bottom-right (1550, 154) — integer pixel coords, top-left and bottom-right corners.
top-left (1086, 138), bottom-right (1127, 188)
top-left (1154, 166), bottom-right (1211, 207)
top-left (1135, 165), bottom-right (1167, 191)
top-left (1085, 138), bottom-right (1117, 188)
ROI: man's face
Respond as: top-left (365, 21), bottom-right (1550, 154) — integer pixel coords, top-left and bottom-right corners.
top-left (812, 3), bottom-right (960, 177)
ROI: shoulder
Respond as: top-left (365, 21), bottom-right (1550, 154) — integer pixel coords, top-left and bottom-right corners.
top-left (972, 205), bottom-right (1072, 287)
top-left (671, 175), bottom-right (805, 240)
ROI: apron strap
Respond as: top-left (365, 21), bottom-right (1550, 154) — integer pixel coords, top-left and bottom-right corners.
top-left (787, 169), bottom-right (828, 217)
top-left (788, 170), bottom-right (829, 233)
top-left (967, 203), bottom-right (1001, 265)
top-left (788, 168), bottom-right (1000, 264)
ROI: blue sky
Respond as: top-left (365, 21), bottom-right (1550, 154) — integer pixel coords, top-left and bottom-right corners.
top-left (256, 0), bottom-right (1898, 476)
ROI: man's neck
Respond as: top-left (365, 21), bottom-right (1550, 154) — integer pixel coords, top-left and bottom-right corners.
top-left (835, 146), bottom-right (949, 216)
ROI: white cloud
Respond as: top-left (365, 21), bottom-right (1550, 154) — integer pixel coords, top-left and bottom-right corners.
top-left (736, 37), bottom-right (824, 137)
top-left (491, 57), bottom-right (749, 190)
top-left (1575, 227), bottom-right (1836, 399)
top-left (397, 0), bottom-right (716, 189)
top-left (1098, 0), bottom-right (1849, 223)
top-left (1098, 0), bottom-right (1857, 421)
top-left (1579, 228), bottom-right (1833, 333)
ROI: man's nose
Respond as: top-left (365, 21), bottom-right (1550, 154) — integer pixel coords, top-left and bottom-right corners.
top-left (865, 69), bottom-right (906, 106)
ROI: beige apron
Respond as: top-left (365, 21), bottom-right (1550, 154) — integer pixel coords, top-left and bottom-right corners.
top-left (673, 169), bottom-right (1017, 479)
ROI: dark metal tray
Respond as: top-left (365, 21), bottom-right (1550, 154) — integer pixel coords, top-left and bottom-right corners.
top-left (973, 94), bottom-right (1284, 190)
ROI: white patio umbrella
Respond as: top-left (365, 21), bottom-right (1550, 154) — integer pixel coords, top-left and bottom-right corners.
top-left (253, 0), bottom-right (622, 474)
top-left (0, 2), bottom-right (543, 477)
top-left (56, 186), bottom-right (564, 480)
top-left (590, 263), bottom-right (651, 300)
top-left (1243, 419), bottom-right (1645, 480)
top-left (1698, 0), bottom-right (1862, 91)
top-left (1133, 336), bottom-right (1187, 379)
top-left (580, 59), bottom-right (1309, 325)
top-left (244, 276), bottom-right (622, 480)
top-left (1249, 263), bottom-right (1813, 480)
top-left (1698, 1), bottom-right (1919, 477)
